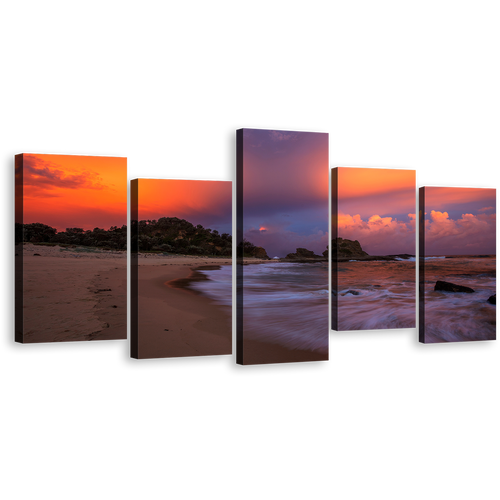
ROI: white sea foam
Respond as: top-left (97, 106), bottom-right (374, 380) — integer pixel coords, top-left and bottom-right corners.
top-left (190, 257), bottom-right (495, 343)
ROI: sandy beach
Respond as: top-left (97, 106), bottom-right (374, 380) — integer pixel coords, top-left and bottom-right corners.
top-left (17, 243), bottom-right (127, 343)
top-left (18, 242), bottom-right (329, 363)
top-left (132, 254), bottom-right (233, 359)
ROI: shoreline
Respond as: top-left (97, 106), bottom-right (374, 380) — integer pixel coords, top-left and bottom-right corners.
top-left (137, 263), bottom-right (329, 365)
top-left (167, 265), bottom-right (225, 296)
top-left (165, 258), bottom-right (329, 365)
top-left (131, 263), bottom-right (232, 359)
top-left (20, 247), bottom-right (332, 361)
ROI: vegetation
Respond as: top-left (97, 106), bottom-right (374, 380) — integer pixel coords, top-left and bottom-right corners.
top-left (16, 217), bottom-right (232, 256)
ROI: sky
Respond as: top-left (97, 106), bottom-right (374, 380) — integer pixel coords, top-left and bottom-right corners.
top-left (338, 167), bottom-right (498, 255)
top-left (18, 154), bottom-right (127, 231)
top-left (335, 167), bottom-right (416, 255)
top-left (241, 129), bottom-right (328, 257)
top-left (423, 187), bottom-right (496, 255)
top-left (16, 153), bottom-right (232, 234)
top-left (136, 179), bottom-right (232, 235)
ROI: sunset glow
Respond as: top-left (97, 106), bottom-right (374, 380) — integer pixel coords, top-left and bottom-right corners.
top-left (136, 179), bottom-right (232, 234)
top-left (335, 167), bottom-right (416, 255)
top-left (422, 187), bottom-right (496, 255)
top-left (242, 129), bottom-right (328, 257)
top-left (19, 154), bottom-right (127, 231)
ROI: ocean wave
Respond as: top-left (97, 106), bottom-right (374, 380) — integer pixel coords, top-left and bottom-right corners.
top-left (194, 262), bottom-right (329, 352)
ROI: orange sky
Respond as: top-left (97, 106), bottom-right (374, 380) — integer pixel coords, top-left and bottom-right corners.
top-left (335, 167), bottom-right (416, 255)
top-left (135, 179), bottom-right (232, 233)
top-left (19, 154), bottom-right (127, 231)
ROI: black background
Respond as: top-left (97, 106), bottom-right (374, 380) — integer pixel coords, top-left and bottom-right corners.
top-left (2, 106), bottom-right (499, 398)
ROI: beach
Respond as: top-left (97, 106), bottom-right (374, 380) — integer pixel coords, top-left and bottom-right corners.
top-left (133, 254), bottom-right (233, 359)
top-left (15, 243), bottom-right (326, 364)
top-left (197, 261), bottom-right (328, 364)
top-left (18, 243), bottom-right (127, 343)
top-left (135, 256), bottom-right (329, 363)
top-left (15, 243), bottom-right (332, 365)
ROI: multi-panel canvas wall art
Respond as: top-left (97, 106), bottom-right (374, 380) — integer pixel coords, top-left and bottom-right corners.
top-left (331, 167), bottom-right (416, 331)
top-left (236, 129), bottom-right (329, 365)
top-left (130, 179), bottom-right (232, 359)
top-left (15, 154), bottom-right (127, 343)
top-left (419, 186), bottom-right (496, 343)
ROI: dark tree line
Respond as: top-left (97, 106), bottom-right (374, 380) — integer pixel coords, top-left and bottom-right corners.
top-left (131, 217), bottom-right (231, 256)
top-left (16, 217), bottom-right (232, 256)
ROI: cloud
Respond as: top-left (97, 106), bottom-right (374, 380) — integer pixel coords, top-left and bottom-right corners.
top-left (19, 154), bottom-right (104, 194)
top-left (338, 206), bottom-right (497, 255)
top-left (479, 206), bottom-right (494, 212)
top-left (336, 212), bottom-right (415, 255)
top-left (425, 210), bottom-right (496, 254)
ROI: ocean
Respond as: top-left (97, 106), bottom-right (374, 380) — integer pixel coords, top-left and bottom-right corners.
top-left (420, 256), bottom-right (496, 343)
top-left (333, 259), bottom-right (416, 331)
top-left (337, 255), bottom-right (498, 343)
top-left (187, 257), bottom-right (496, 344)
top-left (190, 262), bottom-right (329, 353)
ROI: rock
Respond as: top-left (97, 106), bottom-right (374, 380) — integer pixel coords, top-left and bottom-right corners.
top-left (341, 290), bottom-right (360, 296)
top-left (286, 247), bottom-right (322, 259)
top-left (33, 253), bottom-right (41, 256)
top-left (253, 246), bottom-right (270, 259)
top-left (322, 246), bottom-right (328, 258)
top-left (487, 294), bottom-right (496, 305)
top-left (434, 280), bottom-right (475, 293)
top-left (332, 238), bottom-right (368, 258)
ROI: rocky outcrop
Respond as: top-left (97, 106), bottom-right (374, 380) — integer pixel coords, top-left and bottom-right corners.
top-left (434, 281), bottom-right (475, 293)
top-left (286, 247), bottom-right (322, 259)
top-left (488, 294), bottom-right (496, 305)
top-left (242, 245), bottom-right (269, 259)
top-left (332, 238), bottom-right (368, 258)
top-left (252, 246), bottom-right (269, 259)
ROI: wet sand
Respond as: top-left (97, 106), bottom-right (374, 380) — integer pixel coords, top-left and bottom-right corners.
top-left (131, 259), bottom-right (232, 359)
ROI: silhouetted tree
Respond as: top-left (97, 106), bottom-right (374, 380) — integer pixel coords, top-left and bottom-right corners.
top-left (18, 218), bottom-right (231, 256)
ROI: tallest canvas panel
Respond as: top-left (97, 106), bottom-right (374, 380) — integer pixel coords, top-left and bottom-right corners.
top-left (236, 129), bottom-right (329, 365)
